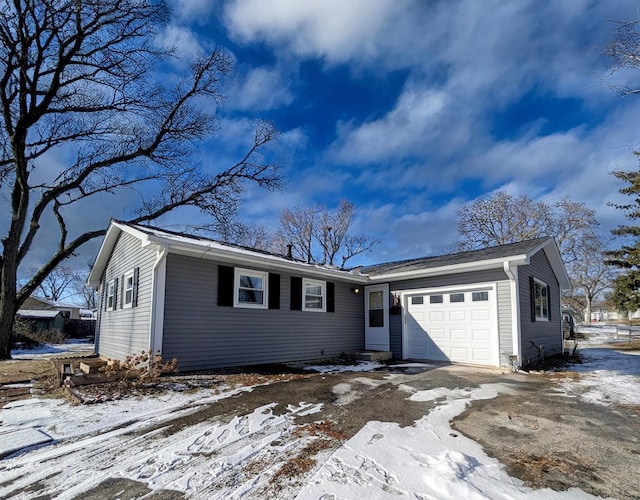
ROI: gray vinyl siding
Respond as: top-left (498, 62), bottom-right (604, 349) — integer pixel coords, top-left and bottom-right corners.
top-left (96, 232), bottom-right (155, 360)
top-left (496, 280), bottom-right (514, 365)
top-left (387, 268), bottom-right (513, 365)
top-left (161, 254), bottom-right (364, 371)
top-left (519, 250), bottom-right (563, 364)
top-left (389, 313), bottom-right (402, 359)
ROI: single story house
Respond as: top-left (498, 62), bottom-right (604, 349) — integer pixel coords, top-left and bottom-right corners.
top-left (22, 296), bottom-right (84, 320)
top-left (87, 221), bottom-right (571, 371)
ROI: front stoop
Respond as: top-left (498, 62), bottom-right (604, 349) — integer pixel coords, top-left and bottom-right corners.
top-left (342, 350), bottom-right (393, 362)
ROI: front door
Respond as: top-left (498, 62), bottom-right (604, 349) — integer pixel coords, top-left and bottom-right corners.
top-left (365, 284), bottom-right (390, 351)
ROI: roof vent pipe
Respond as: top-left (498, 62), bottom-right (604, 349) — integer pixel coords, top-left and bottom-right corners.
top-left (286, 244), bottom-right (293, 259)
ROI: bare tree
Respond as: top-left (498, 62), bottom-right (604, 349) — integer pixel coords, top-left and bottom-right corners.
top-left (605, 20), bottom-right (640, 96)
top-left (457, 191), bottom-right (607, 321)
top-left (276, 201), bottom-right (378, 268)
top-left (456, 192), bottom-right (598, 260)
top-left (0, 1), bottom-right (281, 359)
top-left (37, 266), bottom-right (76, 302)
top-left (564, 234), bottom-right (617, 322)
top-left (277, 205), bottom-right (320, 263)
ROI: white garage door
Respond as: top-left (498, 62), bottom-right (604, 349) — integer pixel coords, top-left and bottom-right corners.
top-left (405, 287), bottom-right (498, 366)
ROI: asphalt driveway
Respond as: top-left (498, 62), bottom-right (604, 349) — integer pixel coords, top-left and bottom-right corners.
top-left (1, 347), bottom-right (639, 499)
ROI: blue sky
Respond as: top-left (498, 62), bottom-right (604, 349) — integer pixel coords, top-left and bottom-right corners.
top-left (18, 0), bottom-right (640, 278)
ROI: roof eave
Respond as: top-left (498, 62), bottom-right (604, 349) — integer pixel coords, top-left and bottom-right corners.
top-left (366, 255), bottom-right (530, 282)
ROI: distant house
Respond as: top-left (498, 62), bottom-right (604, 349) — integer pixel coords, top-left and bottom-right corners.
top-left (88, 221), bottom-right (571, 371)
top-left (21, 296), bottom-right (83, 320)
top-left (15, 310), bottom-right (65, 333)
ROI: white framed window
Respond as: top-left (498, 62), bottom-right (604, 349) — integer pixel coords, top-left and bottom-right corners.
top-left (533, 278), bottom-right (549, 321)
top-left (106, 280), bottom-right (115, 311)
top-left (303, 278), bottom-right (326, 312)
top-left (234, 268), bottom-right (268, 309)
top-left (123, 270), bottom-right (135, 308)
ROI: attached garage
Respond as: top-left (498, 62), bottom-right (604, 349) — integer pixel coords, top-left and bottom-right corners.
top-left (404, 286), bottom-right (498, 365)
top-left (363, 238), bottom-right (572, 368)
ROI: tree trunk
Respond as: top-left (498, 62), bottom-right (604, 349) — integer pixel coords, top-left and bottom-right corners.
top-left (0, 260), bottom-right (18, 359)
top-left (584, 295), bottom-right (593, 324)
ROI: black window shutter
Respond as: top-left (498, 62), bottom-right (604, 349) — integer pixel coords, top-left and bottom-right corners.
top-left (120, 274), bottom-right (125, 309)
top-left (103, 280), bottom-right (108, 312)
top-left (268, 273), bottom-right (280, 309)
top-left (529, 276), bottom-right (536, 322)
top-left (547, 285), bottom-right (552, 321)
top-left (327, 282), bottom-right (335, 313)
top-left (113, 277), bottom-right (119, 310)
top-left (218, 265), bottom-right (234, 307)
top-left (132, 267), bottom-right (140, 307)
top-left (290, 276), bottom-right (302, 310)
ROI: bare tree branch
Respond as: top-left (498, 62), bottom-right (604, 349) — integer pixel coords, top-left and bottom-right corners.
top-left (0, 0), bottom-right (282, 359)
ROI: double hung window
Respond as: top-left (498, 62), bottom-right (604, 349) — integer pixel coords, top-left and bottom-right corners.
top-left (235, 268), bottom-right (268, 309)
top-left (533, 278), bottom-right (549, 320)
top-left (303, 278), bottom-right (326, 312)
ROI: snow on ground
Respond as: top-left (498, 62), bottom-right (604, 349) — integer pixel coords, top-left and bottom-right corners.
top-left (296, 383), bottom-right (595, 500)
top-left (2, 334), bottom-right (638, 498)
top-left (10, 338), bottom-right (94, 358)
top-left (553, 324), bottom-right (640, 407)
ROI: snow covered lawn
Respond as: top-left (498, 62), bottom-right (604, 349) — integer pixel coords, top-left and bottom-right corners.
top-left (1, 329), bottom-right (638, 499)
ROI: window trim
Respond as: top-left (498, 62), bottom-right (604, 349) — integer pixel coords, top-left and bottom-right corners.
top-left (106, 279), bottom-right (115, 311)
top-left (123, 270), bottom-right (135, 308)
top-left (533, 278), bottom-right (549, 321)
top-left (302, 278), bottom-right (326, 312)
top-left (234, 267), bottom-right (268, 309)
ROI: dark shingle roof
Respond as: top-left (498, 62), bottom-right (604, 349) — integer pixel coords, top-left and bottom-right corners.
top-left (361, 237), bottom-right (551, 276)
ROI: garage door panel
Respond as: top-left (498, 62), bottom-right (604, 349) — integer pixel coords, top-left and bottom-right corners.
top-left (450, 329), bottom-right (467, 340)
top-left (406, 288), bottom-right (497, 366)
top-left (471, 329), bottom-right (491, 340)
top-left (449, 310), bottom-right (466, 321)
top-left (429, 311), bottom-right (444, 321)
top-left (472, 310), bottom-right (490, 321)
top-left (450, 347), bottom-right (469, 359)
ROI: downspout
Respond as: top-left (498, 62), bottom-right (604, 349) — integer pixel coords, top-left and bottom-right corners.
top-left (503, 261), bottom-right (522, 369)
top-left (149, 244), bottom-right (169, 357)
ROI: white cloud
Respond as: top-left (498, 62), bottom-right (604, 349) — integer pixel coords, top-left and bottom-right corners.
top-left (229, 66), bottom-right (294, 111)
top-left (224, 0), bottom-right (409, 65)
top-left (332, 85), bottom-right (447, 164)
top-left (169, 0), bottom-right (216, 23)
top-left (155, 25), bottom-right (203, 64)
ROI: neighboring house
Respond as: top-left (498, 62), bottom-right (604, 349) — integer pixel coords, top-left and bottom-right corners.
top-left (88, 221), bottom-right (571, 371)
top-left (15, 310), bottom-right (65, 333)
top-left (21, 296), bottom-right (83, 320)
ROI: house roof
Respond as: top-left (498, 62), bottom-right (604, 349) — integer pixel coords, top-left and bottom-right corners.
top-left (362, 237), bottom-right (571, 290)
top-left (17, 309), bottom-right (62, 319)
top-left (87, 220), bottom-right (369, 287)
top-left (88, 221), bottom-right (571, 291)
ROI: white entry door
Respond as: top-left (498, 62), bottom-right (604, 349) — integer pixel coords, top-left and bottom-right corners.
top-left (365, 284), bottom-right (389, 351)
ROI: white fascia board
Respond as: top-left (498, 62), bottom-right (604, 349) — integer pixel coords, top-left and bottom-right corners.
top-left (141, 235), bottom-right (369, 284)
top-left (87, 221), bottom-right (153, 288)
top-left (366, 255), bottom-right (530, 282)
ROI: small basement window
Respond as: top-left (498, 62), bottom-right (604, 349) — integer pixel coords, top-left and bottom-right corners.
top-left (234, 268), bottom-right (268, 309)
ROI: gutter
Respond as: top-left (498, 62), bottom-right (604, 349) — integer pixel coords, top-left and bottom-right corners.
top-left (149, 244), bottom-right (169, 356)
top-left (503, 260), bottom-right (522, 368)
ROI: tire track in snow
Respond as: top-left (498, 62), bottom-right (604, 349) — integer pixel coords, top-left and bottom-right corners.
top-left (0, 401), bottom-right (322, 499)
